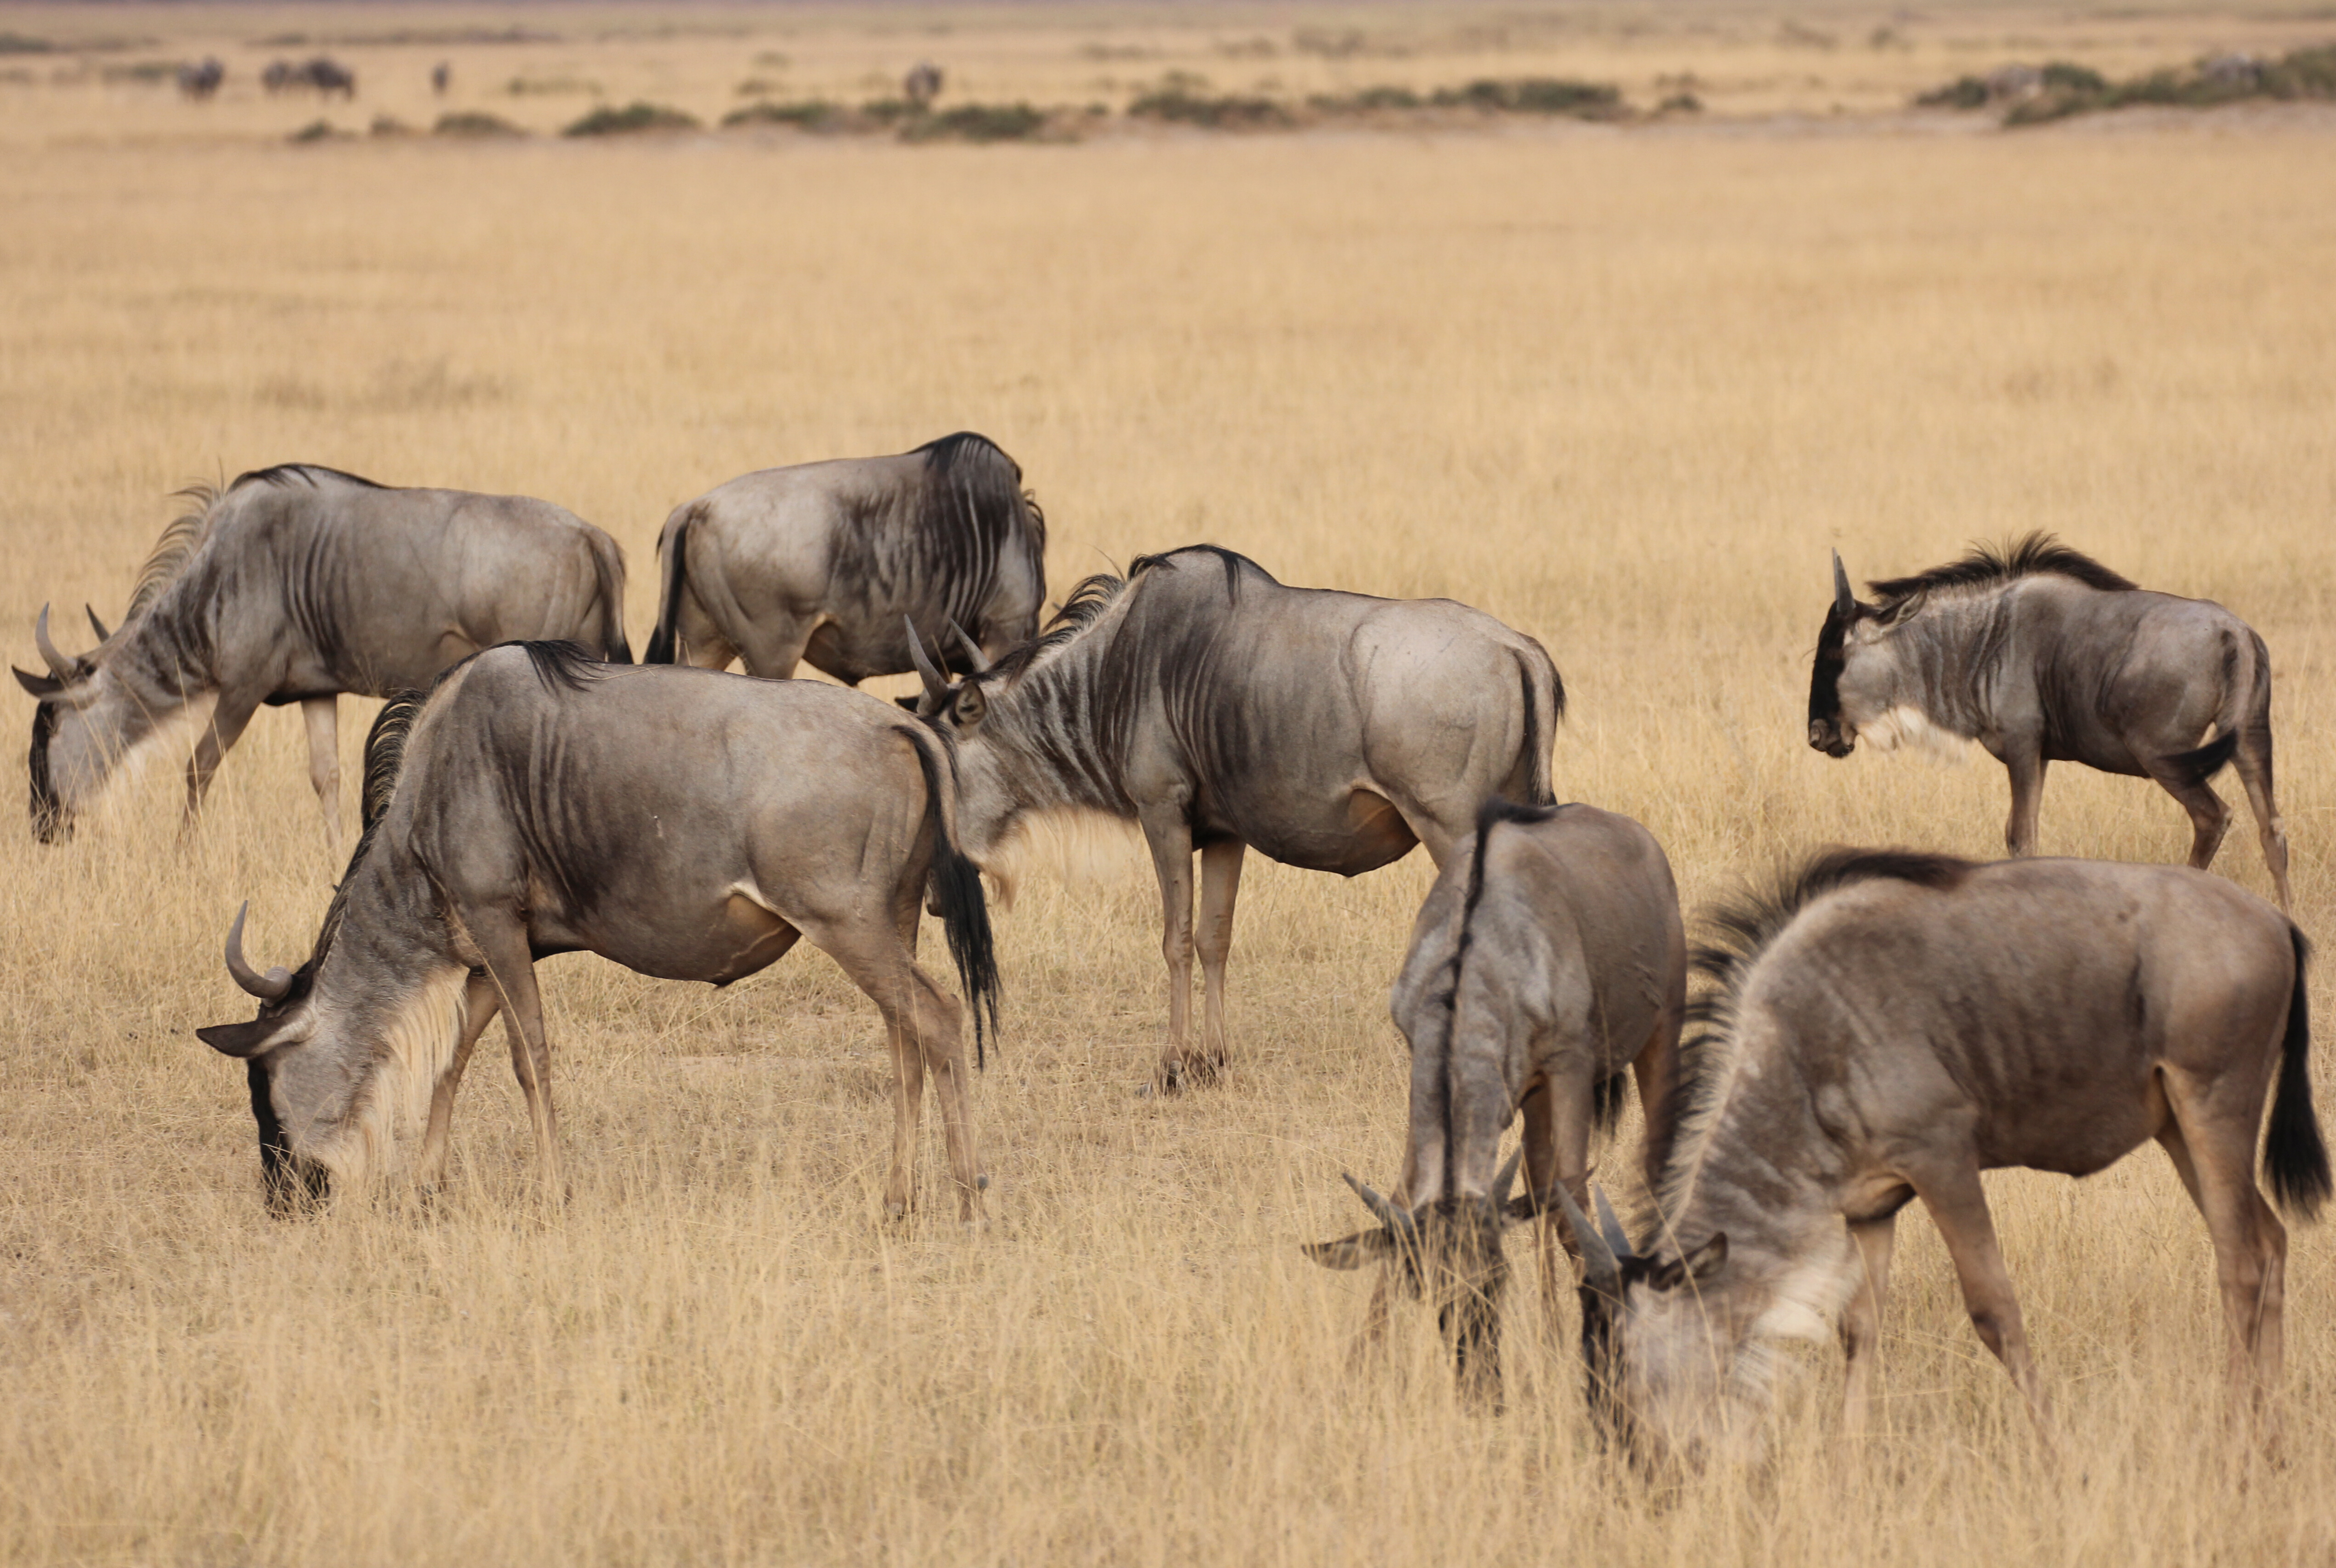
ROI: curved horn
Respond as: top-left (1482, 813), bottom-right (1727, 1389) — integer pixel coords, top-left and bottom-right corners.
top-left (1832, 550), bottom-right (1856, 618)
top-left (948, 619), bottom-right (992, 674)
top-left (1592, 1185), bottom-right (1637, 1260)
top-left (1557, 1184), bottom-right (1620, 1290)
top-left (1491, 1147), bottom-right (1523, 1211)
top-left (223, 902), bottom-right (293, 1002)
top-left (904, 617), bottom-right (950, 703)
top-left (1341, 1171), bottom-right (1414, 1234)
top-left (33, 604), bottom-right (74, 679)
top-left (85, 605), bottom-right (112, 644)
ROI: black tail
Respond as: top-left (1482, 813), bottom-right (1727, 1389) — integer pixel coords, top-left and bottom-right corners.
top-left (1512, 644), bottom-right (1563, 807)
top-left (901, 727), bottom-right (1002, 1070)
top-left (643, 505), bottom-right (696, 666)
top-left (2265, 925), bottom-right (2329, 1219)
top-left (589, 536), bottom-right (632, 664)
top-left (2165, 727), bottom-right (2241, 789)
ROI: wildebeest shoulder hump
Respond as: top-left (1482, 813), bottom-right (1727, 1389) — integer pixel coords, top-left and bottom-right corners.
top-left (1867, 531), bottom-right (2136, 608)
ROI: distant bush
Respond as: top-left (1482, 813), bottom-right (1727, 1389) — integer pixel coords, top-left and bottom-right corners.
top-left (1306, 84), bottom-right (1421, 113)
top-left (368, 114), bottom-right (413, 137)
top-left (901, 102), bottom-right (1048, 142)
top-left (1432, 77), bottom-right (1624, 117)
top-left (100, 59), bottom-right (179, 85)
top-left (1927, 45), bottom-right (2336, 126)
top-left (721, 98), bottom-right (847, 130)
top-left (0, 31), bottom-right (54, 54)
top-left (562, 101), bottom-right (698, 136)
top-left (286, 119), bottom-right (343, 143)
top-left (434, 110), bottom-right (526, 137)
top-left (858, 97), bottom-right (915, 125)
top-left (507, 75), bottom-right (598, 97)
top-left (1128, 88), bottom-right (1288, 128)
top-left (1659, 92), bottom-right (1703, 114)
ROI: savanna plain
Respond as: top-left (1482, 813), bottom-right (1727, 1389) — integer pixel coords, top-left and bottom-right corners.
top-left (3, 2), bottom-right (2336, 1563)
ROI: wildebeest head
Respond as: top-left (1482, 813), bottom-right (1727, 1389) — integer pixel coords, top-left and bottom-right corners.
top-left (194, 904), bottom-right (336, 1215)
top-left (1560, 1185), bottom-right (1738, 1473)
top-left (1807, 551), bottom-right (1917, 760)
top-left (14, 603), bottom-right (122, 842)
top-left (1306, 1153), bottom-right (1538, 1401)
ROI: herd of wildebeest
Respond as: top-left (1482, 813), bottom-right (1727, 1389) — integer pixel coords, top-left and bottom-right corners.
top-left (12, 434), bottom-right (2319, 1469)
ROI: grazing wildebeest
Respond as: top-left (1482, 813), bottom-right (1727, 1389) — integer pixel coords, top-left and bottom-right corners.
top-left (264, 57), bottom-right (355, 97)
top-left (644, 432), bottom-right (1047, 683)
top-left (1305, 800), bottom-right (1686, 1399)
top-left (177, 57), bottom-right (224, 100)
top-left (431, 61), bottom-right (451, 96)
top-left (906, 544), bottom-right (1564, 1088)
top-left (904, 61), bottom-right (944, 108)
top-left (1563, 848), bottom-right (2325, 1471)
top-left (195, 643), bottom-right (1001, 1219)
top-left (1809, 533), bottom-right (2290, 908)
top-left (12, 464), bottom-right (629, 845)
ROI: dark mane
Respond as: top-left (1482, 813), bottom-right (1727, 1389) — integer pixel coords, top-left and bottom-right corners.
top-left (1867, 532), bottom-right (2136, 608)
top-left (518, 639), bottom-right (609, 693)
top-left (305, 687), bottom-right (437, 979)
top-left (130, 489), bottom-right (223, 620)
top-left (973, 570), bottom-right (1126, 686)
top-left (1653, 847), bottom-right (1978, 1210)
top-left (1128, 544), bottom-right (1269, 601)
top-left (229, 463), bottom-right (389, 492)
top-left (913, 430), bottom-right (1022, 484)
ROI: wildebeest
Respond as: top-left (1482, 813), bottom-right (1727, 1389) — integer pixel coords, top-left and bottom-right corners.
top-left (1305, 800), bottom-right (1686, 1399)
top-left (1564, 849), bottom-right (2325, 1471)
top-left (13, 464), bottom-right (630, 845)
top-left (904, 61), bottom-right (945, 109)
top-left (1809, 533), bottom-right (2290, 909)
top-left (907, 544), bottom-right (1564, 1088)
top-left (195, 642), bottom-right (1001, 1218)
top-left (644, 432), bottom-right (1047, 683)
top-left (431, 61), bottom-right (451, 96)
top-left (264, 57), bottom-right (356, 97)
top-left (176, 57), bottom-right (224, 100)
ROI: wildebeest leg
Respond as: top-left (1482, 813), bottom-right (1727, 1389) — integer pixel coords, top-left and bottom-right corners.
top-left (1196, 839), bottom-right (1245, 1074)
top-left (1910, 1160), bottom-right (2054, 1445)
top-left (2232, 732), bottom-right (2292, 910)
top-left (416, 970), bottom-right (503, 1192)
top-left (472, 915), bottom-right (562, 1196)
top-left (2162, 1107), bottom-right (2287, 1430)
top-left (1141, 811), bottom-right (1202, 1090)
top-left (184, 692), bottom-right (262, 826)
top-left (734, 615), bottom-right (819, 682)
top-left (1839, 1213), bottom-right (1900, 1444)
top-left (300, 696), bottom-right (341, 846)
top-left (824, 920), bottom-right (986, 1220)
top-left (1527, 1074), bottom-right (1592, 1339)
top-left (2145, 757), bottom-right (2230, 872)
top-left (1632, 1014), bottom-right (1683, 1183)
top-left (2003, 739), bottom-right (2047, 857)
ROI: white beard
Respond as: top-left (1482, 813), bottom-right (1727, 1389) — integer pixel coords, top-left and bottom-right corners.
top-left (1855, 704), bottom-right (1970, 766)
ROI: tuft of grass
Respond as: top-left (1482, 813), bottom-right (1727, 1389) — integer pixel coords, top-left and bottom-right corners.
top-left (432, 110), bottom-right (525, 138)
top-left (99, 59), bottom-right (180, 85)
top-left (900, 102), bottom-right (1050, 143)
top-left (1306, 85), bottom-right (1421, 113)
top-left (0, 30), bottom-right (54, 54)
top-left (369, 114), bottom-right (413, 138)
top-left (1926, 45), bottom-right (2336, 126)
top-left (286, 118), bottom-right (344, 143)
top-left (562, 101), bottom-right (699, 137)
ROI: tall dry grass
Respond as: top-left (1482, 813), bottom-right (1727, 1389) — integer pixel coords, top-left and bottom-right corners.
top-left (3, 3), bottom-right (2336, 1564)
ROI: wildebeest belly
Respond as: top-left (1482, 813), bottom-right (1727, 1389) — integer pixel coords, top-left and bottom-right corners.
top-left (1228, 788), bottom-right (1419, 876)
top-left (534, 889), bottom-right (803, 987)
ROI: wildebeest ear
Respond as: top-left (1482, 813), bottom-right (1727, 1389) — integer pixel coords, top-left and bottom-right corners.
top-left (952, 682), bottom-right (987, 727)
top-left (12, 665), bottom-right (63, 698)
top-left (1304, 1230), bottom-right (1397, 1270)
top-left (197, 1016), bottom-right (299, 1058)
top-left (893, 694), bottom-right (921, 712)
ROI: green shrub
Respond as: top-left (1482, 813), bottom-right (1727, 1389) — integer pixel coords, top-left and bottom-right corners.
top-left (433, 110), bottom-right (525, 137)
top-left (287, 119), bottom-right (341, 143)
top-left (1306, 85), bottom-right (1420, 113)
top-left (1127, 89), bottom-right (1288, 127)
top-left (2040, 61), bottom-right (2107, 92)
top-left (1915, 74), bottom-right (1993, 109)
top-left (562, 101), bottom-right (698, 136)
top-left (721, 97), bottom-right (844, 129)
top-left (1431, 77), bottom-right (1624, 117)
top-left (901, 102), bottom-right (1048, 142)
top-left (0, 32), bottom-right (53, 54)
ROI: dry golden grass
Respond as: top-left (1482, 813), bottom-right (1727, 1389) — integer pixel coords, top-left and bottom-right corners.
top-left (4, 2), bottom-right (2336, 1563)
